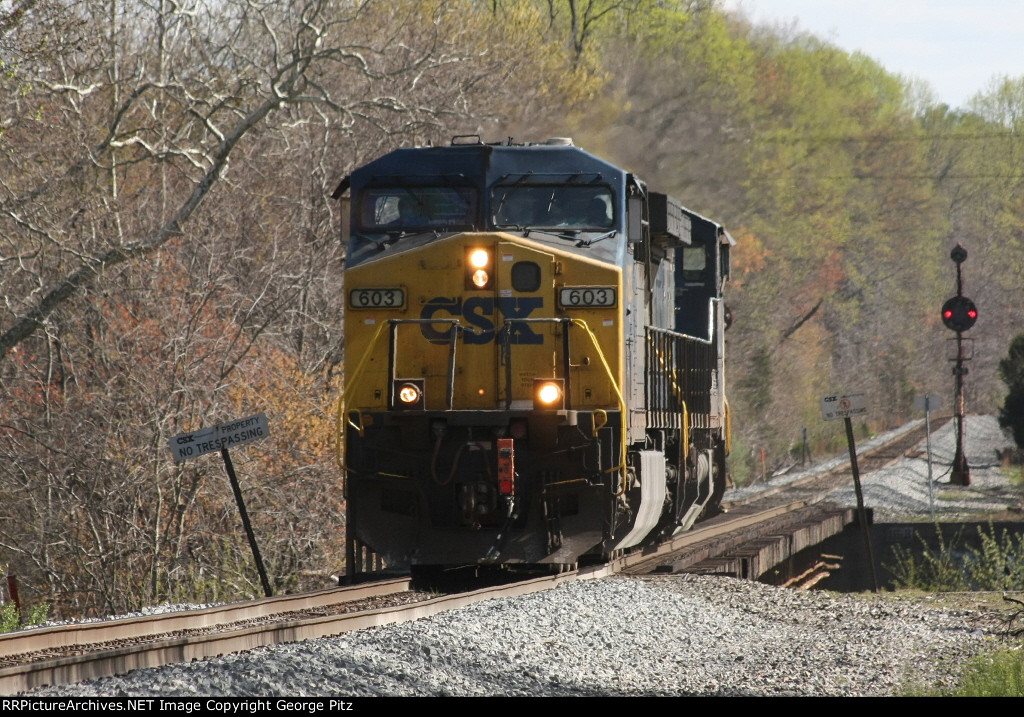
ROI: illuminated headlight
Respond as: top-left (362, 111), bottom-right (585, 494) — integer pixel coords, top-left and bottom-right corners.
top-left (466, 248), bottom-right (493, 290)
top-left (533, 379), bottom-right (565, 410)
top-left (469, 249), bottom-right (490, 268)
top-left (392, 379), bottom-right (425, 410)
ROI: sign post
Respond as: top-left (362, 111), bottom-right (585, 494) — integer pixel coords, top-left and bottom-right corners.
top-left (914, 395), bottom-right (943, 521)
top-left (169, 413), bottom-right (273, 598)
top-left (821, 393), bottom-right (879, 592)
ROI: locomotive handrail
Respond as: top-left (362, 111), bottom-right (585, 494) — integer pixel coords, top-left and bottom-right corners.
top-left (335, 319), bottom-right (463, 475)
top-left (648, 299), bottom-right (719, 345)
top-left (387, 318), bottom-right (462, 410)
top-left (568, 318), bottom-right (628, 495)
top-left (724, 398), bottom-right (732, 455)
top-left (337, 315), bottom-right (631, 494)
top-left (335, 320), bottom-right (391, 473)
top-left (683, 402), bottom-right (690, 462)
top-left (646, 317), bottom-right (719, 430)
top-left (497, 316), bottom-right (628, 494)
top-left (646, 327), bottom-right (685, 428)
top-left (499, 317), bottom-right (572, 410)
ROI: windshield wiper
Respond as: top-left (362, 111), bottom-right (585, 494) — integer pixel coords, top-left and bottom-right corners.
top-left (576, 230), bottom-right (617, 247)
top-left (511, 228), bottom-right (584, 242)
top-left (356, 230), bottom-right (439, 252)
top-left (355, 232), bottom-right (392, 251)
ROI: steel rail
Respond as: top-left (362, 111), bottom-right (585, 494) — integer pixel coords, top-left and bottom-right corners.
top-left (0, 420), bottom-right (945, 695)
top-left (1, 571), bottom-right (612, 695)
top-left (1, 577), bottom-right (411, 694)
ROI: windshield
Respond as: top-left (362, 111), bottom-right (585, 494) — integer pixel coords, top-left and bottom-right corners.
top-left (358, 187), bottom-right (477, 231)
top-left (492, 185), bottom-right (614, 230)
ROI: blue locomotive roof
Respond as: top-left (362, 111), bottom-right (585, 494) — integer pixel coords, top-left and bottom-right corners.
top-left (349, 139), bottom-right (628, 189)
top-left (344, 139), bottom-right (631, 267)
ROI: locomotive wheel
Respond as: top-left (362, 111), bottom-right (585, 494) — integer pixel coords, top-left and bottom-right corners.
top-left (697, 438), bottom-right (729, 521)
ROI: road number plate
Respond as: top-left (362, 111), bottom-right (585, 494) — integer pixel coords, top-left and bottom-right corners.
top-left (349, 288), bottom-right (405, 309)
top-left (559, 286), bottom-right (616, 308)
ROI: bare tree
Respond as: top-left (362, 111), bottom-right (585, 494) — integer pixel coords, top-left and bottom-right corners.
top-left (0, 0), bottom-right (565, 615)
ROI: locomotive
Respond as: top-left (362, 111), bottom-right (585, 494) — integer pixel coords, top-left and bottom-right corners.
top-left (334, 137), bottom-right (733, 576)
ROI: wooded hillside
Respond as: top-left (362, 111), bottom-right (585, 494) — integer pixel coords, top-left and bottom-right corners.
top-left (2, 0), bottom-right (1021, 617)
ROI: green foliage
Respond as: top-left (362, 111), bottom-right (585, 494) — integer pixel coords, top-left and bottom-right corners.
top-left (0, 602), bottom-right (18, 633)
top-left (953, 651), bottom-right (1024, 697)
top-left (908, 650), bottom-right (1024, 697)
top-left (888, 528), bottom-right (968, 591)
top-left (999, 334), bottom-right (1024, 449)
top-left (1008, 465), bottom-right (1024, 487)
top-left (887, 524), bottom-right (1024, 592)
top-left (1, 600), bottom-right (49, 634)
top-left (735, 345), bottom-right (772, 416)
top-left (727, 433), bottom-right (755, 487)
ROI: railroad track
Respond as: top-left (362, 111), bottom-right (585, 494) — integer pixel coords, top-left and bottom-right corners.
top-left (722, 416), bottom-right (952, 511)
top-left (2, 419), bottom-right (942, 695)
top-left (1, 571), bottom-right (615, 694)
top-left (2, 576), bottom-right (409, 694)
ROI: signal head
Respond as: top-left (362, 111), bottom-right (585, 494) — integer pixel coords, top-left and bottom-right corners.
top-left (940, 296), bottom-right (977, 332)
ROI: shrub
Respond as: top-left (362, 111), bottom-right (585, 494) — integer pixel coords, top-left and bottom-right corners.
top-left (1, 600), bottom-right (49, 634)
top-left (998, 334), bottom-right (1024, 450)
top-left (887, 523), bottom-right (1024, 592)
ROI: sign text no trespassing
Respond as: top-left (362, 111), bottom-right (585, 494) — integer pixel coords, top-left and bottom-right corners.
top-left (169, 413), bottom-right (270, 462)
top-left (820, 394), bottom-right (867, 422)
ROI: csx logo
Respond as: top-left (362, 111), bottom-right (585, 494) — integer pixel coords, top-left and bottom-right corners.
top-left (176, 434), bottom-right (195, 444)
top-left (420, 297), bottom-right (544, 345)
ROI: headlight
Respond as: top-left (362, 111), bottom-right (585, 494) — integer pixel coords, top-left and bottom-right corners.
top-left (469, 249), bottom-right (490, 268)
top-left (533, 379), bottom-right (565, 410)
top-left (466, 247), bottom-right (492, 290)
top-left (393, 379), bottom-right (425, 410)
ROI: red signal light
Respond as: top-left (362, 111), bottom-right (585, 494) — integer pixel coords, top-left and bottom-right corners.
top-left (940, 296), bottom-right (978, 332)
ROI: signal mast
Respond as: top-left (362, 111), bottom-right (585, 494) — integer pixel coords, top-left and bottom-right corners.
top-left (941, 244), bottom-right (977, 486)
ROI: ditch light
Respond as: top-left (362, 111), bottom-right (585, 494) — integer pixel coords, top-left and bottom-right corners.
top-left (533, 378), bottom-right (565, 410)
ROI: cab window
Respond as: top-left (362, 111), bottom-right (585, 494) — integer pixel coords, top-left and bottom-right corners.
top-left (681, 243), bottom-right (707, 284)
top-left (358, 187), bottom-right (477, 231)
top-left (492, 185), bottom-right (613, 230)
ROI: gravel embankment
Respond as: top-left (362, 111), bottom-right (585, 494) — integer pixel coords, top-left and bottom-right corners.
top-left (26, 575), bottom-right (1004, 697)
top-left (22, 415), bottom-right (1024, 697)
top-left (825, 414), bottom-right (1022, 520)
